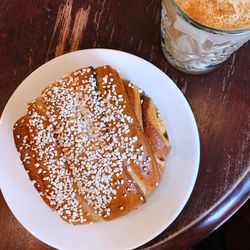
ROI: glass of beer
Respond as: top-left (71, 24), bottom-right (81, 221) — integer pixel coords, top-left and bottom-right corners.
top-left (161, 0), bottom-right (250, 74)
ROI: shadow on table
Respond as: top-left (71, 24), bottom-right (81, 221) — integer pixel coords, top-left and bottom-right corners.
top-left (189, 200), bottom-right (250, 250)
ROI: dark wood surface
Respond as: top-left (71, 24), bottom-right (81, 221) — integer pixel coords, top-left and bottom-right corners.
top-left (0, 0), bottom-right (249, 249)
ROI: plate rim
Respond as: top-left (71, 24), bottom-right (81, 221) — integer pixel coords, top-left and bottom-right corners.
top-left (0, 48), bottom-right (200, 250)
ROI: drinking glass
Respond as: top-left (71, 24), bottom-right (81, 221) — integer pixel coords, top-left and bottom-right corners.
top-left (161, 0), bottom-right (250, 74)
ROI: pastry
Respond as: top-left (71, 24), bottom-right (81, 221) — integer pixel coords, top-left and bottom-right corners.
top-left (13, 65), bottom-right (170, 224)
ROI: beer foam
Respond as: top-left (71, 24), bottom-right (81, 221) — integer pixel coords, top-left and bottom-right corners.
top-left (175, 0), bottom-right (250, 30)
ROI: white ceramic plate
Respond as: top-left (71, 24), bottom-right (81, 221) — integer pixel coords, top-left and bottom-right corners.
top-left (0, 49), bottom-right (200, 250)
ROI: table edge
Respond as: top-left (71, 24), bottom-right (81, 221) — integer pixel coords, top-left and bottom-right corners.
top-left (146, 168), bottom-right (250, 250)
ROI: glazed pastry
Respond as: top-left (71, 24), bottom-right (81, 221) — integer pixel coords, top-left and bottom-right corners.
top-left (13, 65), bottom-right (170, 224)
top-left (123, 80), bottom-right (171, 173)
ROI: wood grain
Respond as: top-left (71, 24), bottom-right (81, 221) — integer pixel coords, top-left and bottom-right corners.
top-left (69, 6), bottom-right (90, 51)
top-left (47, 0), bottom-right (73, 58)
top-left (0, 0), bottom-right (249, 249)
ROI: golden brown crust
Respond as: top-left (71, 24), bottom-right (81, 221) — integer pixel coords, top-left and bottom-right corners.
top-left (123, 80), bottom-right (143, 129)
top-left (14, 107), bottom-right (95, 224)
top-left (95, 66), bottom-right (160, 197)
top-left (123, 81), bottom-right (170, 174)
top-left (13, 65), bottom-right (170, 224)
top-left (141, 95), bottom-right (171, 161)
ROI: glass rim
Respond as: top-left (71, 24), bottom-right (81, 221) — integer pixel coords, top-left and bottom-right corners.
top-left (169, 0), bottom-right (250, 34)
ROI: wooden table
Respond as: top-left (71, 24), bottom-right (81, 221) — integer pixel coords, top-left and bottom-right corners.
top-left (0, 1), bottom-right (249, 249)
